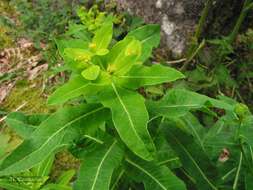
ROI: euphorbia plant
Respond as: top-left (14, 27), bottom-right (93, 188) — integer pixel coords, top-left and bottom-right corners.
top-left (48, 20), bottom-right (186, 162)
top-left (0, 20), bottom-right (187, 189)
top-left (1, 19), bottom-right (253, 190)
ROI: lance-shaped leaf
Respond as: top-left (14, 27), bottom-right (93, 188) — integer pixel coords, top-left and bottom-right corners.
top-left (65, 23), bottom-right (91, 41)
top-left (126, 24), bottom-right (160, 62)
top-left (64, 48), bottom-right (93, 62)
top-left (33, 154), bottom-right (55, 177)
top-left (125, 156), bottom-right (186, 190)
top-left (0, 104), bottom-right (108, 176)
top-left (245, 172), bottom-right (253, 190)
top-left (181, 113), bottom-right (206, 150)
top-left (5, 112), bottom-right (49, 139)
top-left (56, 169), bottom-right (76, 185)
top-left (55, 38), bottom-right (90, 71)
top-left (92, 21), bottom-right (113, 51)
top-left (106, 37), bottom-right (141, 75)
top-left (48, 72), bottom-right (110, 105)
top-left (117, 64), bottom-right (185, 89)
top-left (99, 83), bottom-right (155, 161)
top-left (41, 184), bottom-right (72, 190)
top-left (74, 141), bottom-right (124, 190)
top-left (147, 89), bottom-right (234, 118)
top-left (154, 135), bottom-right (181, 169)
top-left (202, 117), bottom-right (237, 158)
top-left (0, 179), bottom-right (29, 190)
top-left (81, 65), bottom-right (100, 80)
top-left (48, 76), bottom-right (89, 105)
top-left (40, 170), bottom-right (75, 190)
top-left (162, 122), bottom-right (219, 190)
top-left (55, 38), bottom-right (89, 58)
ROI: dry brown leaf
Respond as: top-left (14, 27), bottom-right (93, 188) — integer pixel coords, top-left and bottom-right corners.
top-left (17, 38), bottom-right (34, 49)
top-left (28, 64), bottom-right (48, 80)
top-left (27, 54), bottom-right (43, 68)
top-left (0, 82), bottom-right (15, 104)
top-left (218, 148), bottom-right (230, 163)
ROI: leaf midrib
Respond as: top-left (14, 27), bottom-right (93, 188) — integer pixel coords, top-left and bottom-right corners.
top-left (0, 107), bottom-right (104, 174)
top-left (128, 26), bottom-right (158, 45)
top-left (126, 159), bottom-right (167, 190)
top-left (95, 24), bottom-right (111, 50)
top-left (90, 141), bottom-right (117, 190)
top-left (111, 83), bottom-right (144, 145)
top-left (184, 118), bottom-right (204, 150)
top-left (171, 134), bottom-right (218, 190)
top-left (49, 82), bottom-right (90, 104)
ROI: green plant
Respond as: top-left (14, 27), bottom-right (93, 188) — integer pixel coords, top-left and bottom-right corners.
top-left (7, 0), bottom-right (86, 66)
top-left (0, 5), bottom-right (15, 49)
top-left (10, 0), bottom-right (77, 43)
top-left (0, 154), bottom-right (75, 190)
top-left (1, 18), bottom-right (253, 190)
top-left (180, 0), bottom-right (253, 109)
top-left (77, 5), bottom-right (107, 33)
top-left (0, 113), bottom-right (75, 190)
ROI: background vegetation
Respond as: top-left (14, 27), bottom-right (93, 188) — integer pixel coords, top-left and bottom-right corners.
top-left (0, 0), bottom-right (252, 190)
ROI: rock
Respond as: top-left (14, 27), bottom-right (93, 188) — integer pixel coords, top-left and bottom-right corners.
top-left (116, 0), bottom-right (205, 57)
top-left (115, 0), bottom-right (249, 57)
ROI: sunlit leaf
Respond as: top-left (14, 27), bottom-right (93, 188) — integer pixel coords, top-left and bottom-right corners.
top-left (74, 141), bottom-right (123, 190)
top-left (99, 83), bottom-right (155, 161)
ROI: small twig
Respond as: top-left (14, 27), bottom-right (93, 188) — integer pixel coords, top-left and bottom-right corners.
top-left (180, 40), bottom-right (206, 71)
top-left (152, 58), bottom-right (187, 65)
top-left (165, 58), bottom-right (187, 65)
top-left (0, 101), bottom-right (27, 123)
top-left (232, 152), bottom-right (243, 190)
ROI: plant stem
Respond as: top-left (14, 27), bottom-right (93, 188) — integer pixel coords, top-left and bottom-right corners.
top-left (232, 152), bottom-right (243, 190)
top-left (182, 0), bottom-right (212, 70)
top-left (221, 168), bottom-right (236, 181)
top-left (111, 169), bottom-right (125, 190)
top-left (239, 140), bottom-right (253, 175)
top-left (228, 0), bottom-right (253, 43)
top-left (84, 135), bottom-right (104, 144)
top-left (180, 40), bottom-right (205, 71)
top-left (195, 0), bottom-right (213, 40)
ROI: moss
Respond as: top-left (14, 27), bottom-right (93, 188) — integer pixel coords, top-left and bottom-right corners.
top-left (1, 79), bottom-right (80, 182)
top-left (50, 151), bottom-right (80, 182)
top-left (1, 79), bottom-right (49, 114)
top-left (0, 0), bottom-right (18, 49)
top-left (0, 0), bottom-right (16, 14)
top-left (0, 26), bottom-right (14, 49)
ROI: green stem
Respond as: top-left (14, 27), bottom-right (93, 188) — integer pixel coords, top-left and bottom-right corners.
top-left (195, 0), bottom-right (213, 40)
top-left (182, 0), bottom-right (212, 70)
top-left (239, 140), bottom-right (253, 175)
top-left (232, 152), bottom-right (243, 190)
top-left (84, 135), bottom-right (104, 144)
top-left (221, 168), bottom-right (236, 181)
top-left (111, 169), bottom-right (124, 190)
top-left (181, 40), bottom-right (205, 71)
top-left (158, 157), bottom-right (179, 166)
top-left (182, 0), bottom-right (213, 70)
top-left (228, 0), bottom-right (253, 43)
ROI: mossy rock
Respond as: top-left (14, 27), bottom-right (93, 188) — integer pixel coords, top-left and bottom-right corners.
top-left (1, 79), bottom-right (49, 114)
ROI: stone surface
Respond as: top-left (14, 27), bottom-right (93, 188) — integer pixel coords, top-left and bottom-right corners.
top-left (115, 0), bottom-right (249, 57)
top-left (116, 0), bottom-right (205, 57)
